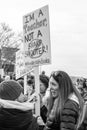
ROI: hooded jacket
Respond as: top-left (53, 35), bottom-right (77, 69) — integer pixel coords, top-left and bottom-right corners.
top-left (0, 100), bottom-right (39, 130)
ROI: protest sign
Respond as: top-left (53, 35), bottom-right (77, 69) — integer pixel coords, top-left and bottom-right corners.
top-left (16, 50), bottom-right (25, 79)
top-left (23, 5), bottom-right (51, 67)
top-left (16, 50), bottom-right (33, 79)
top-left (23, 5), bottom-right (51, 116)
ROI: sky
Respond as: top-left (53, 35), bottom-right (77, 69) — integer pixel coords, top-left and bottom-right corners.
top-left (0, 0), bottom-right (87, 78)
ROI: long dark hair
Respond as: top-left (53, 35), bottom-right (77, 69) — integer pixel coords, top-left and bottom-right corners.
top-left (48, 71), bottom-right (84, 121)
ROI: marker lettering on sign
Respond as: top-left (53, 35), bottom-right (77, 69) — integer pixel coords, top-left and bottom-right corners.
top-left (24, 39), bottom-right (48, 59)
top-left (38, 9), bottom-right (43, 17)
top-left (23, 18), bottom-right (47, 33)
top-left (37, 30), bottom-right (42, 37)
top-left (24, 32), bottom-right (34, 42)
top-left (24, 13), bottom-right (34, 23)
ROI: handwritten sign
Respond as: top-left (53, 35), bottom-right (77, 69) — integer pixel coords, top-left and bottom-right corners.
top-left (23, 5), bottom-right (51, 67)
top-left (15, 50), bottom-right (33, 79)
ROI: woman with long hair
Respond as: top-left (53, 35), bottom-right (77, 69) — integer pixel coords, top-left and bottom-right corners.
top-left (43, 70), bottom-right (84, 130)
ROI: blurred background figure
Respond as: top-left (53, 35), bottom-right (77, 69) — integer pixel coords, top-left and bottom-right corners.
top-left (39, 74), bottom-right (49, 99)
top-left (16, 77), bottom-right (25, 96)
top-left (82, 79), bottom-right (87, 102)
top-left (39, 74), bottom-right (49, 123)
top-left (27, 75), bottom-right (35, 99)
top-left (76, 78), bottom-right (87, 102)
top-left (76, 78), bottom-right (84, 97)
top-left (41, 71), bottom-right (45, 75)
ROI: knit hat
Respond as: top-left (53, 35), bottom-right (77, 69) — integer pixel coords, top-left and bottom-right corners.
top-left (40, 74), bottom-right (49, 89)
top-left (0, 80), bottom-right (23, 100)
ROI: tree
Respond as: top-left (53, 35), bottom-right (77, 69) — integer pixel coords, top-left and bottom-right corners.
top-left (0, 23), bottom-right (23, 48)
top-left (0, 23), bottom-right (23, 73)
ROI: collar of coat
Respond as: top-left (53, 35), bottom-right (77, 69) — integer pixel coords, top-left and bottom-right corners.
top-left (68, 93), bottom-right (79, 105)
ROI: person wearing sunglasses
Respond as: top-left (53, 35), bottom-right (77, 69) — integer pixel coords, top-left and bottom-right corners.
top-left (42, 70), bottom-right (84, 130)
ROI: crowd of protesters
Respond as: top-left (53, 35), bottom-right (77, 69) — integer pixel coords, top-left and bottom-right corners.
top-left (0, 70), bottom-right (87, 130)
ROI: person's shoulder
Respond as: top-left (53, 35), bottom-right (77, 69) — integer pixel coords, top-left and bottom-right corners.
top-left (63, 93), bottom-right (80, 112)
top-left (65, 93), bottom-right (80, 109)
top-left (64, 99), bottom-right (79, 111)
top-left (61, 98), bottom-right (79, 122)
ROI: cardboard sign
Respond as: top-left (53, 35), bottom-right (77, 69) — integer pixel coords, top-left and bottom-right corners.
top-left (16, 50), bottom-right (33, 79)
top-left (23, 5), bottom-right (51, 67)
top-left (16, 50), bottom-right (25, 79)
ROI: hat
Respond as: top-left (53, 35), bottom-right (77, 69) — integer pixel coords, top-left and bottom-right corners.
top-left (0, 80), bottom-right (23, 100)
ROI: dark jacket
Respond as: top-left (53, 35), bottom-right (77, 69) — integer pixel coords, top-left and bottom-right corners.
top-left (41, 105), bottom-right (48, 123)
top-left (61, 99), bottom-right (79, 130)
top-left (44, 99), bottom-right (79, 130)
top-left (0, 108), bottom-right (39, 130)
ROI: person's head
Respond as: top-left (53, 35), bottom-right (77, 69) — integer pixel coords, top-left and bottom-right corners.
top-left (27, 79), bottom-right (35, 96)
top-left (39, 74), bottom-right (49, 96)
top-left (76, 78), bottom-right (85, 96)
top-left (49, 71), bottom-right (74, 100)
top-left (41, 71), bottom-right (45, 75)
top-left (0, 80), bottom-right (26, 102)
top-left (17, 79), bottom-right (24, 94)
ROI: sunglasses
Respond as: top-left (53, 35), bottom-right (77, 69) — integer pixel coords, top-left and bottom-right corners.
top-left (51, 71), bottom-right (61, 77)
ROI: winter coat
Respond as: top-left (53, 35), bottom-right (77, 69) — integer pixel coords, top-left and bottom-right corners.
top-left (0, 108), bottom-right (39, 130)
top-left (44, 94), bottom-right (80, 130)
